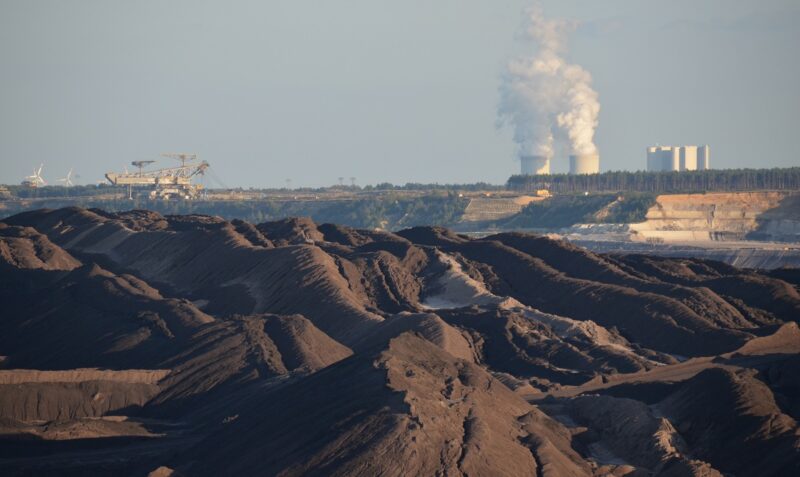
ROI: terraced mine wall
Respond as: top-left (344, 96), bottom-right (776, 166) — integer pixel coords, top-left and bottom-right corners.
top-left (630, 192), bottom-right (800, 242)
top-left (459, 195), bottom-right (543, 223)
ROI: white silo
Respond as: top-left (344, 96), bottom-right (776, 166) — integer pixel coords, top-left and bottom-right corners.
top-left (520, 155), bottom-right (551, 175)
top-left (569, 153), bottom-right (600, 174)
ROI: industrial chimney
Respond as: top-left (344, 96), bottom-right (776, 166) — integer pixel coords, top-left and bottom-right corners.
top-left (569, 153), bottom-right (599, 175)
top-left (520, 155), bottom-right (551, 175)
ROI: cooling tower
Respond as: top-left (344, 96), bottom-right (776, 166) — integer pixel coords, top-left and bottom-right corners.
top-left (569, 153), bottom-right (599, 175)
top-left (520, 155), bottom-right (550, 175)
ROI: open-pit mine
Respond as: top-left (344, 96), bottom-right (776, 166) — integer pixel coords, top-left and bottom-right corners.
top-left (1, 206), bottom-right (798, 476)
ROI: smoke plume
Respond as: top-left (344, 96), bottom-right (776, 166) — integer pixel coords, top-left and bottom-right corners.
top-left (498, 4), bottom-right (600, 158)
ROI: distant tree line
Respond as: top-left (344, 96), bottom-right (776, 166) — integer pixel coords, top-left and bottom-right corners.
top-left (507, 168), bottom-right (800, 194)
top-left (7, 184), bottom-right (117, 199)
top-left (363, 182), bottom-right (505, 192)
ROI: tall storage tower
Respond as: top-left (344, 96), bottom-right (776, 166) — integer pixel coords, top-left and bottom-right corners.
top-left (569, 154), bottom-right (600, 174)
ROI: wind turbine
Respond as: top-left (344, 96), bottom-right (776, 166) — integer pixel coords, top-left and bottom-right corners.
top-left (57, 168), bottom-right (74, 187)
top-left (57, 168), bottom-right (74, 197)
top-left (23, 164), bottom-right (46, 188)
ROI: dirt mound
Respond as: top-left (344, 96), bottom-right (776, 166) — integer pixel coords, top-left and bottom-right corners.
top-left (429, 235), bottom-right (751, 356)
top-left (761, 354), bottom-right (800, 419)
top-left (768, 266), bottom-right (800, 287)
top-left (659, 367), bottom-right (800, 476)
top-left (179, 333), bottom-right (590, 476)
top-left (491, 233), bottom-right (768, 329)
top-left (256, 217), bottom-right (324, 245)
top-left (0, 378), bottom-right (161, 422)
top-left (323, 239), bottom-right (431, 314)
top-left (617, 254), bottom-right (800, 323)
top-left (734, 322), bottom-right (800, 356)
top-left (6, 207), bottom-right (383, 344)
top-left (0, 223), bottom-right (81, 271)
top-left (3, 207), bottom-right (800, 475)
top-left (360, 312), bottom-right (475, 361)
top-left (396, 225), bottom-right (468, 246)
top-left (147, 467), bottom-right (182, 477)
top-left (564, 394), bottom-right (711, 473)
top-left (0, 415), bottom-right (158, 441)
top-left (261, 314), bottom-right (354, 372)
top-left (230, 218), bottom-right (274, 248)
top-left (437, 306), bottom-right (662, 388)
top-left (0, 261), bottom-right (212, 370)
top-left (316, 222), bottom-right (402, 247)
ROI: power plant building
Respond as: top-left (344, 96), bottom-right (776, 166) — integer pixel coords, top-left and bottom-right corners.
top-left (647, 145), bottom-right (710, 172)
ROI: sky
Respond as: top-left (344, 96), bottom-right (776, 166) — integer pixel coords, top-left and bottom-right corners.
top-left (0, 0), bottom-right (798, 188)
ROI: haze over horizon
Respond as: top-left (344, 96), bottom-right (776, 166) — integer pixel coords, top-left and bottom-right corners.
top-left (1, 0), bottom-right (798, 188)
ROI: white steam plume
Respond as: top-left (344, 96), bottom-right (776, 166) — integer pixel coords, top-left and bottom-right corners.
top-left (498, 4), bottom-right (600, 158)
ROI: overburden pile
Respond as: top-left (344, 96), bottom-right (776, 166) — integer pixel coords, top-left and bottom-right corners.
top-left (1, 207), bottom-right (798, 476)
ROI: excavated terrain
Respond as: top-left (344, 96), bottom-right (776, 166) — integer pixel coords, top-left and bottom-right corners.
top-left (629, 191), bottom-right (800, 242)
top-left (1, 207), bottom-right (798, 476)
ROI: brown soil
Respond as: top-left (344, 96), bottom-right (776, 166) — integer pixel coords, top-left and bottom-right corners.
top-left (1, 207), bottom-right (798, 476)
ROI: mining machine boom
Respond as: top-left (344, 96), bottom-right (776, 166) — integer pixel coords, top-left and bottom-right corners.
top-left (105, 154), bottom-right (208, 200)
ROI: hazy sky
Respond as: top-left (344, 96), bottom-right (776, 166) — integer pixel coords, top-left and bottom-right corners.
top-left (1, 0), bottom-right (798, 187)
